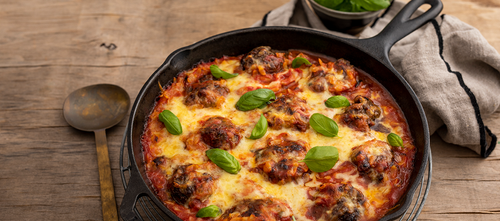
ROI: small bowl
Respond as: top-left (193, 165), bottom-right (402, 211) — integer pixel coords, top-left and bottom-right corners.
top-left (307, 0), bottom-right (383, 34)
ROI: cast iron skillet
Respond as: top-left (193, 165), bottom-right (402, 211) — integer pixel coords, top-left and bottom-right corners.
top-left (120, 0), bottom-right (442, 220)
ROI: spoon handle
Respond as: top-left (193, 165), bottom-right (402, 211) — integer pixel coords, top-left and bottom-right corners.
top-left (95, 129), bottom-right (119, 221)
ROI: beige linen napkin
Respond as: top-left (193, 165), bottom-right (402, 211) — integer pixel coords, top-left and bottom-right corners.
top-left (253, 0), bottom-right (500, 157)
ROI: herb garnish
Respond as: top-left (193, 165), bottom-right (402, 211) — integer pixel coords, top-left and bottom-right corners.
top-left (291, 57), bottom-right (312, 68)
top-left (158, 110), bottom-right (182, 135)
top-left (388, 133), bottom-right (404, 147)
top-left (325, 95), bottom-right (350, 108)
top-left (309, 113), bottom-right (339, 137)
top-left (206, 149), bottom-right (241, 174)
top-left (249, 114), bottom-right (268, 139)
top-left (196, 205), bottom-right (222, 218)
top-left (210, 64), bottom-right (238, 79)
top-left (236, 89), bottom-right (275, 111)
top-left (300, 146), bottom-right (339, 172)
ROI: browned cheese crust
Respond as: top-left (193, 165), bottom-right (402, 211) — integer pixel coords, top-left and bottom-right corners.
top-left (307, 183), bottom-right (366, 221)
top-left (218, 198), bottom-right (294, 221)
top-left (263, 93), bottom-right (311, 132)
top-left (253, 133), bottom-right (311, 185)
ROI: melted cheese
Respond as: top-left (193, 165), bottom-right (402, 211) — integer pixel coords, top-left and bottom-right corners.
top-left (148, 57), bottom-right (412, 221)
top-left (208, 168), bottom-right (313, 220)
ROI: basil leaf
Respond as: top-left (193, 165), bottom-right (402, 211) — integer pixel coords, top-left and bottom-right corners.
top-left (291, 57), bottom-right (312, 68)
top-left (249, 114), bottom-right (268, 139)
top-left (309, 113), bottom-right (339, 137)
top-left (300, 146), bottom-right (339, 173)
top-left (314, 0), bottom-right (344, 9)
top-left (316, 0), bottom-right (389, 12)
top-left (388, 133), bottom-right (404, 147)
top-left (196, 205), bottom-right (222, 218)
top-left (352, 2), bottom-right (365, 12)
top-left (158, 110), bottom-right (182, 135)
top-left (210, 64), bottom-right (238, 79)
top-left (325, 96), bottom-right (350, 108)
top-left (236, 89), bottom-right (276, 111)
top-left (351, 0), bottom-right (390, 11)
top-left (332, 0), bottom-right (357, 12)
top-left (206, 148), bottom-right (241, 174)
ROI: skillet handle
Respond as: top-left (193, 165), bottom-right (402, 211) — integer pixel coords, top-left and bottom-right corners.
top-left (358, 0), bottom-right (443, 65)
top-left (119, 169), bottom-right (148, 221)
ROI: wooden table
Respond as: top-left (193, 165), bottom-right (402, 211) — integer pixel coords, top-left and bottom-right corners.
top-left (1, 0), bottom-right (499, 220)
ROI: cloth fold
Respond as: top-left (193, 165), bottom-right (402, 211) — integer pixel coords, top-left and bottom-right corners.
top-left (253, 0), bottom-right (500, 157)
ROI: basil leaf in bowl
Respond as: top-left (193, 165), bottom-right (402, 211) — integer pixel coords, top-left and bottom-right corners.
top-left (315, 0), bottom-right (390, 12)
top-left (308, 0), bottom-right (387, 34)
top-left (353, 0), bottom-right (391, 11)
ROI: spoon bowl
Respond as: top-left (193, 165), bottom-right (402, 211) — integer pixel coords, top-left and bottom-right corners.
top-left (63, 84), bottom-right (130, 221)
top-left (63, 84), bottom-right (130, 132)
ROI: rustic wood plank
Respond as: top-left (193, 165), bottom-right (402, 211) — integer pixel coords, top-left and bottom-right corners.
top-left (0, 125), bottom-right (128, 220)
top-left (441, 0), bottom-right (500, 53)
top-left (1, 0), bottom-right (500, 220)
top-left (0, 0), bottom-right (288, 220)
top-left (418, 134), bottom-right (500, 221)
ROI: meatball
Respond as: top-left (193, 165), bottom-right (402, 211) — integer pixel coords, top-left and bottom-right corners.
top-left (241, 46), bottom-right (284, 75)
top-left (184, 74), bottom-right (229, 108)
top-left (308, 58), bottom-right (358, 94)
top-left (167, 163), bottom-right (221, 209)
top-left (184, 116), bottom-right (243, 151)
top-left (254, 134), bottom-right (311, 184)
top-left (308, 69), bottom-right (328, 92)
top-left (218, 198), bottom-right (294, 221)
top-left (152, 156), bottom-right (169, 169)
top-left (351, 140), bottom-right (393, 182)
top-left (339, 95), bottom-right (381, 132)
top-left (200, 116), bottom-right (243, 150)
top-left (264, 93), bottom-right (310, 132)
top-left (308, 183), bottom-right (366, 221)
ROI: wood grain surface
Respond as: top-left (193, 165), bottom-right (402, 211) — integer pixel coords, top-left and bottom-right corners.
top-left (0, 0), bottom-right (499, 220)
